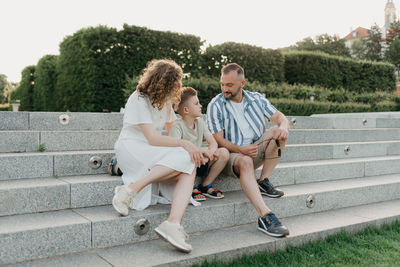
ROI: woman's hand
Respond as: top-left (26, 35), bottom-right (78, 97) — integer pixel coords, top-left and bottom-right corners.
top-left (182, 140), bottom-right (205, 167)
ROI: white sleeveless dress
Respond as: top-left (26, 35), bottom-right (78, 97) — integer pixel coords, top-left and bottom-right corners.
top-left (115, 91), bottom-right (195, 210)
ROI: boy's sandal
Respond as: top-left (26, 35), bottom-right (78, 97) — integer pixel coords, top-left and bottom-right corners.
top-left (108, 156), bottom-right (123, 176)
top-left (192, 186), bottom-right (206, 201)
top-left (199, 184), bottom-right (224, 199)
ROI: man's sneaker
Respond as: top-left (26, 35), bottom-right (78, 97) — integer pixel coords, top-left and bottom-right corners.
top-left (155, 221), bottom-right (192, 253)
top-left (258, 178), bottom-right (284, 198)
top-left (112, 185), bottom-right (135, 216)
top-left (258, 212), bottom-right (289, 237)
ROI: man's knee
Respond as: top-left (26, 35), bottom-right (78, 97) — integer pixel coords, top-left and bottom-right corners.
top-left (235, 155), bottom-right (254, 170)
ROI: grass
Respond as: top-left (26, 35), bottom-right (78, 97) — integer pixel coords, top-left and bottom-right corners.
top-left (194, 220), bottom-right (400, 267)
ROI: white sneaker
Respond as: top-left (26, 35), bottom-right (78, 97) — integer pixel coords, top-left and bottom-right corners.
top-left (154, 221), bottom-right (192, 253)
top-left (112, 185), bottom-right (135, 216)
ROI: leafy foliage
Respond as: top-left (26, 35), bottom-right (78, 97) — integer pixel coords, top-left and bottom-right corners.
top-left (284, 51), bottom-right (396, 93)
top-left (295, 34), bottom-right (351, 58)
top-left (34, 55), bottom-right (58, 111)
top-left (14, 66), bottom-right (35, 111)
top-left (202, 42), bottom-right (284, 84)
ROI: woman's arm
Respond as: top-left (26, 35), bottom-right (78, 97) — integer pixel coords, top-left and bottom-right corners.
top-left (139, 123), bottom-right (205, 167)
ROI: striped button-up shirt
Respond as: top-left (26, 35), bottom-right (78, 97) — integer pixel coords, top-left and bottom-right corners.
top-left (206, 90), bottom-right (277, 146)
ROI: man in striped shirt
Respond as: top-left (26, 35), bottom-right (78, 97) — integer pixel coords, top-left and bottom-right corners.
top-left (206, 63), bottom-right (290, 237)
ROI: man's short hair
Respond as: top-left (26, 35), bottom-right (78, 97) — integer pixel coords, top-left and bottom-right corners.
top-left (177, 87), bottom-right (197, 115)
top-left (221, 63), bottom-right (245, 79)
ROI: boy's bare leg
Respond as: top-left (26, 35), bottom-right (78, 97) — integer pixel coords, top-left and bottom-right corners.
top-left (202, 148), bottom-right (230, 186)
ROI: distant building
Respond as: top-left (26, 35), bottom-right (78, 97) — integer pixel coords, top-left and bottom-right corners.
top-left (344, 0), bottom-right (397, 48)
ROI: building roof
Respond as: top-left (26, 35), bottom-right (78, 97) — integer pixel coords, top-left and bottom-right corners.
top-left (344, 27), bottom-right (369, 40)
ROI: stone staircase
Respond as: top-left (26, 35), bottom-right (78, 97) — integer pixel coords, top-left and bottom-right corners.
top-left (0, 111), bottom-right (400, 266)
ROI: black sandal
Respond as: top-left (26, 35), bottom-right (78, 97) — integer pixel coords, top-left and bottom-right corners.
top-left (108, 156), bottom-right (123, 176)
top-left (198, 184), bottom-right (224, 199)
top-left (192, 185), bottom-right (206, 201)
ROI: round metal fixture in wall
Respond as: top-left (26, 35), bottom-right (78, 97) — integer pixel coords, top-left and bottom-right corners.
top-left (291, 118), bottom-right (297, 127)
top-left (58, 114), bottom-right (70, 125)
top-left (344, 145), bottom-right (351, 155)
top-left (362, 119), bottom-right (367, 126)
top-left (134, 218), bottom-right (150, 235)
top-left (88, 156), bottom-right (102, 169)
top-left (306, 194), bottom-right (315, 208)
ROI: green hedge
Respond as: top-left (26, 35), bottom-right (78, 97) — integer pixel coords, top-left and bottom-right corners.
top-left (284, 51), bottom-right (396, 93)
top-left (34, 55), bottom-right (58, 111)
top-left (56, 25), bottom-right (204, 112)
top-left (14, 66), bottom-right (35, 111)
top-left (202, 42), bottom-right (284, 84)
top-left (270, 98), bottom-right (372, 116)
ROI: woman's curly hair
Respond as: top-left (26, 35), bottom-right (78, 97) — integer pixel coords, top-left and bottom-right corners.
top-left (136, 59), bottom-right (183, 110)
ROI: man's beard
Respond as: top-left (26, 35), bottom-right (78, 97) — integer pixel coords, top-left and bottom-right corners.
top-left (223, 86), bottom-right (241, 100)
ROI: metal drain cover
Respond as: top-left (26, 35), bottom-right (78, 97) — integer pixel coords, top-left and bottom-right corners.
top-left (306, 195), bottom-right (315, 208)
top-left (134, 218), bottom-right (150, 235)
top-left (58, 114), bottom-right (70, 125)
top-left (88, 156), bottom-right (102, 169)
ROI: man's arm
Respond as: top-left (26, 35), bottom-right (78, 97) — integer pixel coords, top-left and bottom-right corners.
top-left (213, 130), bottom-right (258, 157)
top-left (269, 111), bottom-right (290, 141)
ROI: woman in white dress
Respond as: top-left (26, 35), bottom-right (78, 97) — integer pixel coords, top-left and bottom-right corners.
top-left (112, 59), bottom-right (205, 253)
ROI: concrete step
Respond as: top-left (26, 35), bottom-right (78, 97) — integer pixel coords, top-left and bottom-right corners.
top-left (288, 128), bottom-right (400, 144)
top-left (0, 175), bottom-right (121, 217)
top-left (1, 174), bottom-right (400, 265)
top-left (0, 156), bottom-right (400, 216)
top-left (311, 111), bottom-right (400, 118)
top-left (0, 150), bottom-right (114, 180)
top-left (0, 111), bottom-right (123, 131)
top-left (17, 198), bottom-right (400, 267)
top-left (0, 130), bottom-right (119, 153)
top-left (1, 155), bottom-right (400, 216)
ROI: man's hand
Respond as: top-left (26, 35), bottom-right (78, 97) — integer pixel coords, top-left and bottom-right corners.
top-left (238, 144), bottom-right (258, 158)
top-left (273, 126), bottom-right (289, 141)
top-left (203, 149), bottom-right (214, 162)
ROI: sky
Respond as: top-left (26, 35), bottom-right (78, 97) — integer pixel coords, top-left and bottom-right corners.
top-left (0, 0), bottom-right (394, 83)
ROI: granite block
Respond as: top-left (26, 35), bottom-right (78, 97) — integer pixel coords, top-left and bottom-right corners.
top-left (0, 153), bottom-right (53, 180)
top-left (54, 152), bottom-right (114, 176)
top-left (0, 210), bottom-right (91, 265)
top-left (282, 144), bottom-right (333, 162)
top-left (0, 131), bottom-right (39, 152)
top-left (365, 158), bottom-right (400, 176)
top-left (294, 161), bottom-right (365, 184)
top-left (376, 118), bottom-right (400, 128)
top-left (387, 143), bottom-right (400, 155)
top-left (29, 112), bottom-right (123, 131)
top-left (41, 130), bottom-right (119, 151)
top-left (332, 118), bottom-right (376, 129)
top-left (9, 252), bottom-right (111, 267)
top-left (0, 111), bottom-right (29, 130)
top-left (332, 142), bottom-right (388, 159)
top-left (0, 178), bottom-right (70, 216)
top-left (61, 175), bottom-right (122, 208)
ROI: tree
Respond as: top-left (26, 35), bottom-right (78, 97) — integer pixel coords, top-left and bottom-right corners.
top-left (385, 20), bottom-right (400, 46)
top-left (385, 39), bottom-right (400, 66)
top-left (365, 23), bottom-right (383, 61)
top-left (0, 74), bottom-right (7, 104)
top-left (351, 39), bottom-right (368, 60)
top-left (295, 34), bottom-right (351, 58)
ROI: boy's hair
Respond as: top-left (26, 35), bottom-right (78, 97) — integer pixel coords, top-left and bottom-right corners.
top-left (176, 87), bottom-right (198, 115)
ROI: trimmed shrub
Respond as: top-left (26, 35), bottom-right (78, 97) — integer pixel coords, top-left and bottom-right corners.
top-left (270, 98), bottom-right (371, 116)
top-left (284, 51), bottom-right (396, 93)
top-left (56, 25), bottom-right (204, 112)
top-left (34, 55), bottom-right (58, 111)
top-left (15, 66), bottom-right (35, 111)
top-left (202, 42), bottom-right (284, 84)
